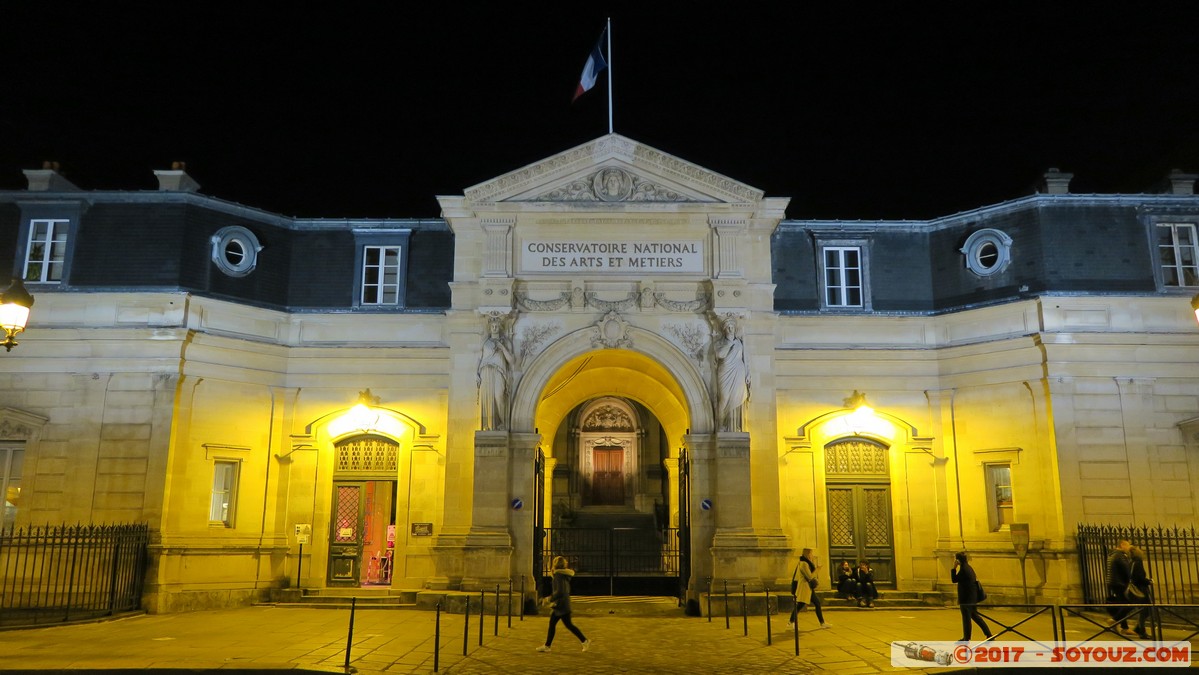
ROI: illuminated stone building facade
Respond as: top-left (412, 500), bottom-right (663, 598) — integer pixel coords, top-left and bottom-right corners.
top-left (1, 136), bottom-right (1197, 612)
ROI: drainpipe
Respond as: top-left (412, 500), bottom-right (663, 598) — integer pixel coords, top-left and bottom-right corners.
top-left (253, 387), bottom-right (278, 594)
top-left (949, 388), bottom-right (965, 550)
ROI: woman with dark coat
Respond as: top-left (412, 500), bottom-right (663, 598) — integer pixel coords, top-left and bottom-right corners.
top-left (536, 556), bottom-right (591, 653)
top-left (951, 551), bottom-right (992, 642)
top-left (835, 561), bottom-right (857, 601)
top-left (854, 560), bottom-right (879, 608)
top-left (1124, 545), bottom-right (1152, 639)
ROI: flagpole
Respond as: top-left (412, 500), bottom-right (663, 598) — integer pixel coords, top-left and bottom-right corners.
top-left (606, 17), bottom-right (613, 134)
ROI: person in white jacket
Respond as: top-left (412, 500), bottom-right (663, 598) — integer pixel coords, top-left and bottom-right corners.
top-left (787, 548), bottom-right (830, 629)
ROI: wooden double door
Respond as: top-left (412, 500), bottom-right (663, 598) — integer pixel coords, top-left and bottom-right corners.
top-left (328, 480), bottom-right (396, 587)
top-left (590, 446), bottom-right (624, 506)
top-left (824, 439), bottom-right (895, 585)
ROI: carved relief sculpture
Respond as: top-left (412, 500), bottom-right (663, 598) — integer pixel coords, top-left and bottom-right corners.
top-left (477, 312), bottom-right (515, 430)
top-left (592, 311), bottom-right (632, 349)
top-left (713, 314), bottom-right (750, 431)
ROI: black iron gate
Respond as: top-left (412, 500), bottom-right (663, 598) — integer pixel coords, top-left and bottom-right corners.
top-left (1077, 523), bottom-right (1199, 608)
top-left (539, 526), bottom-right (680, 595)
top-left (533, 449), bottom-right (689, 598)
top-left (678, 448), bottom-right (691, 600)
top-left (533, 448), bottom-right (546, 597)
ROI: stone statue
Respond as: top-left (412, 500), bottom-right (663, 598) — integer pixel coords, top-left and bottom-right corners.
top-left (714, 315), bottom-right (750, 431)
top-left (477, 313), bottom-right (514, 430)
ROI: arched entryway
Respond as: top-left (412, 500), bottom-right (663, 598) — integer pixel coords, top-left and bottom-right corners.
top-left (304, 403), bottom-right (437, 590)
top-left (787, 401), bottom-right (931, 592)
top-left (515, 329), bottom-right (709, 596)
top-left (328, 435), bottom-right (400, 587)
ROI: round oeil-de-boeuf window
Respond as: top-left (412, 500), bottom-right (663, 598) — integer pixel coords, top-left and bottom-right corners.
top-left (210, 226), bottom-right (262, 277)
top-left (960, 228), bottom-right (1012, 277)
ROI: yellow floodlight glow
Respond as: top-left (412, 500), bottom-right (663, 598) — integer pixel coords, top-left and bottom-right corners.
top-left (830, 390), bottom-right (894, 440)
top-left (0, 278), bottom-right (34, 352)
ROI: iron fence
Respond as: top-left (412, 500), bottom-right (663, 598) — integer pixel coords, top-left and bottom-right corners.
top-left (0, 523), bottom-right (149, 627)
top-left (1077, 524), bottom-right (1199, 609)
top-left (540, 527), bottom-right (680, 595)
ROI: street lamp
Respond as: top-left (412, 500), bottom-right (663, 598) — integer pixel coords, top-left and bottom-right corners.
top-left (1191, 293), bottom-right (1199, 325)
top-left (348, 389), bottom-right (381, 433)
top-left (0, 278), bottom-right (34, 352)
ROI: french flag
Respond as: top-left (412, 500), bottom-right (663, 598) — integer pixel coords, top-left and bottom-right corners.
top-left (573, 28), bottom-right (608, 102)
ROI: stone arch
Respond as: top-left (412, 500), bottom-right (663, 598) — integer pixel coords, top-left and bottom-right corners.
top-left (511, 324), bottom-right (713, 439)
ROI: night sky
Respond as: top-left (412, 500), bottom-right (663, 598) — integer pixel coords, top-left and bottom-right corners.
top-left (3, 4), bottom-right (1198, 220)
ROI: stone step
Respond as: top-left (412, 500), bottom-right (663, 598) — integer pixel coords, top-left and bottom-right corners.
top-left (262, 588), bottom-right (950, 616)
top-left (261, 587), bottom-right (421, 609)
top-left (702, 591), bottom-right (950, 616)
top-left (569, 595), bottom-right (684, 616)
top-left (262, 590), bottom-right (686, 617)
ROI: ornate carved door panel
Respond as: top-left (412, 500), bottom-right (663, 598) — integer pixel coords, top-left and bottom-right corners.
top-left (824, 439), bottom-right (895, 585)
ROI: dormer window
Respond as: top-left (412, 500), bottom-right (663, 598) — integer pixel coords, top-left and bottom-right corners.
top-left (961, 228), bottom-right (1013, 277)
top-left (24, 219), bottom-right (69, 283)
top-left (210, 226), bottom-right (263, 278)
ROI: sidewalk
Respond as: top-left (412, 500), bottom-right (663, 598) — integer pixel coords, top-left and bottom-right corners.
top-left (1, 602), bottom-right (1192, 673)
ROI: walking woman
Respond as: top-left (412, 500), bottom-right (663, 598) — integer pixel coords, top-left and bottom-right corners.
top-left (787, 548), bottom-right (830, 629)
top-left (951, 551), bottom-right (992, 642)
top-left (536, 556), bottom-right (591, 653)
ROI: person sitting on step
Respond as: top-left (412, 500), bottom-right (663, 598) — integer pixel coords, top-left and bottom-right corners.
top-left (835, 560), bottom-right (858, 603)
top-left (853, 560), bottom-right (879, 608)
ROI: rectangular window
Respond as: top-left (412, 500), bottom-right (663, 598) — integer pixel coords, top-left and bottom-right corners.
top-left (1, 444), bottom-right (24, 530)
top-left (1157, 223), bottom-right (1199, 287)
top-left (24, 219), bottom-right (69, 283)
top-left (985, 463), bottom-right (1014, 531)
top-left (823, 246), bottom-right (863, 307)
top-left (361, 246), bottom-right (403, 305)
top-left (209, 460), bottom-right (239, 527)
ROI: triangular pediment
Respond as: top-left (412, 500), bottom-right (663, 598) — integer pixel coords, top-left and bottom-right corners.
top-left (462, 134), bottom-right (764, 206)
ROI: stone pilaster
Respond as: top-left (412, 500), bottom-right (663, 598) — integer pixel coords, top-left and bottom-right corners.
top-left (663, 457), bottom-right (680, 528)
top-left (683, 433), bottom-right (714, 605)
top-left (708, 432), bottom-right (791, 590)
top-left (457, 430), bottom-right (514, 590)
top-left (507, 431), bottom-right (540, 601)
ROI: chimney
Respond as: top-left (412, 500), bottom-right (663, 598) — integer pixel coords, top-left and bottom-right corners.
top-left (1167, 169), bottom-right (1197, 195)
top-left (1040, 168), bottom-right (1073, 195)
top-left (23, 161), bottom-right (80, 191)
top-left (153, 161), bottom-right (201, 192)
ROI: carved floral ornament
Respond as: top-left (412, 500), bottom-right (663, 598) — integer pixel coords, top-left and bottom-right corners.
top-left (514, 285), bottom-right (710, 313)
top-left (582, 404), bottom-right (634, 431)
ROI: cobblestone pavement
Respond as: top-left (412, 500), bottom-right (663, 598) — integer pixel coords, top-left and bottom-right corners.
top-left (2, 602), bottom-right (1195, 673)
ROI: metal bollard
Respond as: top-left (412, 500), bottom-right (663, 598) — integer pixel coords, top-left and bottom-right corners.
top-left (478, 589), bottom-right (485, 646)
top-left (707, 577), bottom-right (712, 622)
top-left (765, 586), bottom-right (772, 646)
top-left (433, 601), bottom-right (441, 672)
top-left (494, 584), bottom-right (500, 636)
top-left (793, 612), bottom-right (800, 656)
top-left (463, 596), bottom-right (470, 656)
top-left (507, 579), bottom-right (513, 628)
top-left (344, 596), bottom-right (357, 672)
top-left (724, 580), bottom-right (730, 629)
top-left (520, 577), bottom-right (525, 621)
top-left (742, 584), bottom-right (748, 637)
